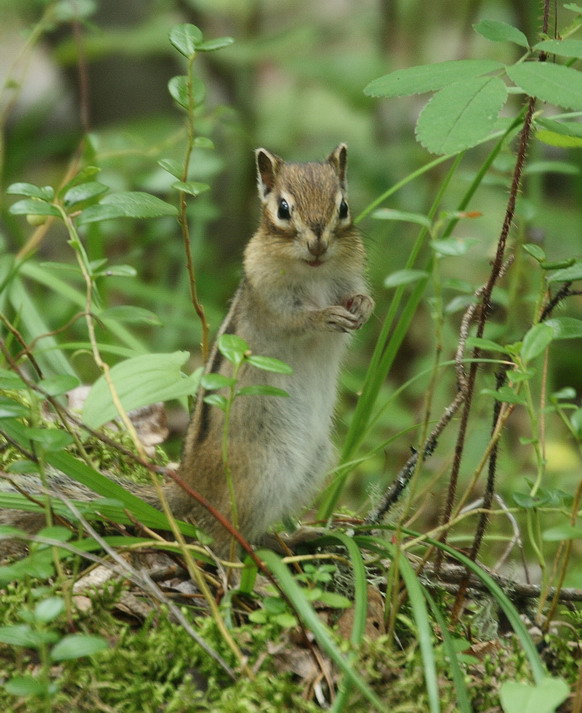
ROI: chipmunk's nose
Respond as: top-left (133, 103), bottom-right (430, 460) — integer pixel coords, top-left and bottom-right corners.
top-left (307, 238), bottom-right (328, 257)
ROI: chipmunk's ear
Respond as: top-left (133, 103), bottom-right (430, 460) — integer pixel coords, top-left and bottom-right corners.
top-left (255, 148), bottom-right (283, 201)
top-left (327, 143), bottom-right (348, 189)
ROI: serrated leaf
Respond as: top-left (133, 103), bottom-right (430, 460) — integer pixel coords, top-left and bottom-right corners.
top-left (50, 634), bottom-right (108, 661)
top-left (99, 305), bottom-right (162, 326)
top-left (237, 385), bottom-right (290, 397)
top-left (545, 317), bottom-right (582, 340)
top-left (546, 261), bottom-right (582, 283)
top-left (38, 374), bottom-right (81, 396)
top-left (507, 62), bottom-right (582, 111)
top-left (371, 208), bottom-right (432, 228)
top-left (364, 59), bottom-right (504, 98)
top-left (9, 199), bottom-right (60, 217)
top-left (521, 323), bottom-right (554, 363)
top-left (384, 269), bottom-right (429, 288)
top-left (473, 19), bottom-right (529, 48)
top-left (7, 183), bottom-right (54, 200)
top-left (169, 23), bottom-right (203, 58)
top-left (158, 158), bottom-right (183, 178)
top-left (78, 192), bottom-right (178, 224)
top-left (82, 353), bottom-right (200, 429)
top-left (63, 181), bottom-right (109, 208)
top-left (499, 677), bottom-right (569, 713)
top-left (416, 75), bottom-right (508, 155)
top-left (196, 37), bottom-right (234, 52)
top-left (201, 373), bottom-right (237, 390)
top-left (172, 180), bottom-right (210, 197)
top-left (246, 355), bottom-right (293, 374)
top-left (522, 243), bottom-right (546, 261)
top-left (534, 39), bottom-right (582, 58)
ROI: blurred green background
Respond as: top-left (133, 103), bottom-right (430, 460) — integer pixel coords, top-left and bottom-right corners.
top-left (1, 0), bottom-right (581, 565)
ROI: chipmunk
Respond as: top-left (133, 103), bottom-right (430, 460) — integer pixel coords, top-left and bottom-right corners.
top-left (1, 145), bottom-right (374, 558)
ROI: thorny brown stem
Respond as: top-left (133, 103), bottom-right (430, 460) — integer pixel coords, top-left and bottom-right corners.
top-left (435, 94), bottom-right (538, 571)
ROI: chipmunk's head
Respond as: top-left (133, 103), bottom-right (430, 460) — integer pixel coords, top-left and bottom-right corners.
top-left (254, 144), bottom-right (358, 269)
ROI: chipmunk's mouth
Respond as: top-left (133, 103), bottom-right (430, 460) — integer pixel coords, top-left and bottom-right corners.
top-left (304, 259), bottom-right (324, 268)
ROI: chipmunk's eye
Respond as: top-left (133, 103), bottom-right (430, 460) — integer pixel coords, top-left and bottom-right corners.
top-left (277, 198), bottom-right (291, 220)
top-left (339, 199), bottom-right (349, 220)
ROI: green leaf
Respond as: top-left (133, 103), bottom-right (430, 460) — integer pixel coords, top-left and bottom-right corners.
top-left (7, 183), bottom-right (54, 200)
top-left (542, 523), bottom-right (582, 541)
top-left (525, 160), bottom-right (579, 176)
top-left (201, 373), bottom-right (236, 390)
top-left (158, 158), bottom-right (183, 178)
top-left (168, 75), bottom-right (206, 109)
top-left (416, 75), bottom-right (508, 155)
top-left (203, 393), bottom-right (228, 410)
top-left (9, 199), bottom-right (60, 217)
top-left (431, 238), bottom-right (476, 257)
top-left (537, 117), bottom-right (582, 138)
top-left (546, 261), bottom-right (582, 283)
top-left (473, 19), bottom-right (529, 47)
top-left (507, 62), bottom-right (582, 111)
top-left (552, 386), bottom-right (576, 400)
top-left (384, 269), bottom-right (429, 288)
top-left (195, 37), bottom-right (234, 52)
top-left (82, 353), bottom-right (201, 429)
top-left (99, 305), bottom-right (162, 326)
top-left (465, 336), bottom-right (509, 353)
top-left (94, 264), bottom-right (137, 278)
top-left (318, 591), bottom-right (352, 608)
top-left (534, 39), bottom-right (582, 58)
top-left (0, 369), bottom-right (27, 390)
top-left (193, 136), bottom-right (214, 149)
top-left (4, 675), bottom-right (48, 697)
top-left (169, 23), bottom-right (203, 58)
top-left (536, 129), bottom-right (582, 148)
top-left (34, 597), bottom-right (65, 623)
top-left (59, 166), bottom-right (100, 197)
top-left (25, 428), bottom-right (74, 452)
top-left (246, 355), bottom-right (293, 374)
top-left (50, 634), bottom-right (108, 661)
top-left (545, 317), bottom-right (582, 340)
top-left (171, 180), bottom-right (210, 197)
top-left (78, 192), bottom-right (178, 224)
top-left (218, 334), bottom-right (250, 366)
top-left (38, 374), bottom-right (80, 396)
top-left (237, 385), bottom-right (289, 397)
top-left (0, 399), bottom-right (29, 418)
top-left (0, 624), bottom-right (57, 648)
top-left (481, 385), bottom-right (527, 405)
top-left (371, 208), bottom-right (432, 228)
top-left (63, 181), bottom-right (109, 208)
top-left (522, 243), bottom-right (546, 261)
top-left (521, 323), bottom-right (554, 362)
top-left (364, 59), bottom-right (504, 98)
top-left (499, 677), bottom-right (569, 713)
top-left (7, 460), bottom-right (39, 473)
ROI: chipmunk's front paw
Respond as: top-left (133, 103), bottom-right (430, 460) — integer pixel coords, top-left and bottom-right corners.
top-left (320, 305), bottom-right (362, 333)
top-left (345, 294), bottom-right (374, 328)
